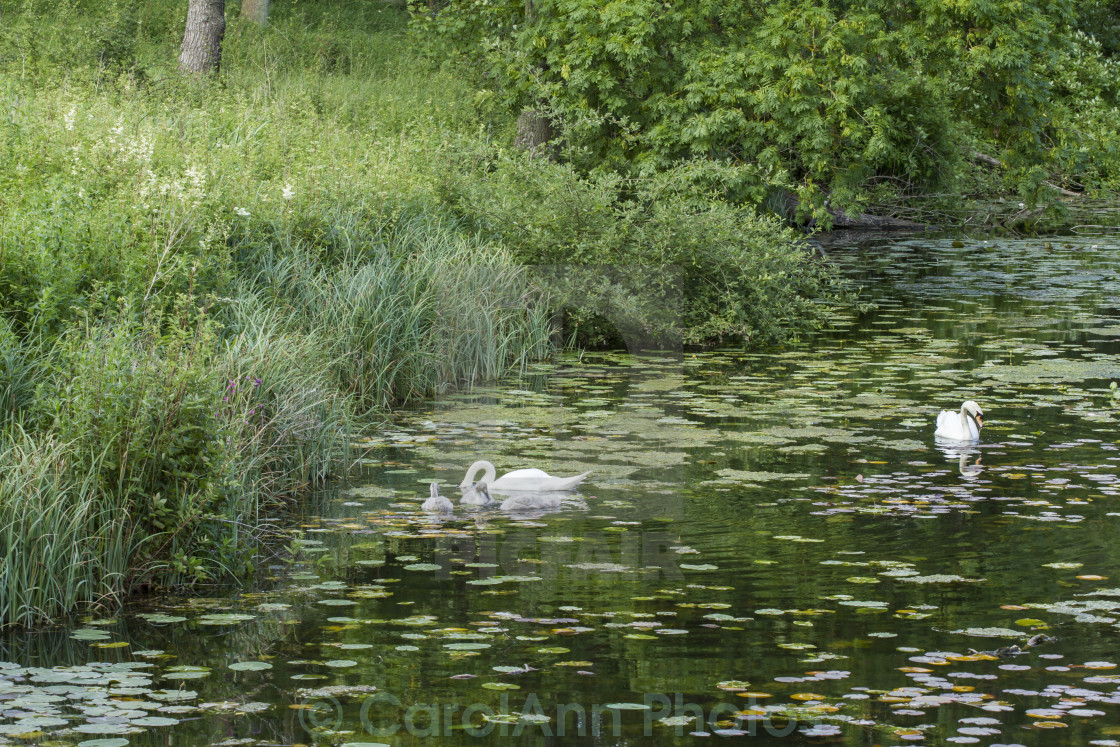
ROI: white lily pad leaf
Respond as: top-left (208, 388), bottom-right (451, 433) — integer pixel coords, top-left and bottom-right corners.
top-left (604, 702), bottom-right (651, 710)
top-left (229, 661), bottom-right (273, 672)
top-left (953, 627), bottom-right (1024, 638)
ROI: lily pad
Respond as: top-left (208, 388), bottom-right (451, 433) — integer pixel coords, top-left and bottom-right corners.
top-left (229, 661), bottom-right (273, 672)
top-left (952, 627), bottom-right (1024, 638)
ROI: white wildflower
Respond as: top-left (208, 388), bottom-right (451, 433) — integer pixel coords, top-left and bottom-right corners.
top-left (64, 107), bottom-right (76, 131)
top-left (185, 166), bottom-right (205, 190)
top-left (234, 207), bottom-right (250, 217)
top-left (282, 184), bottom-right (295, 201)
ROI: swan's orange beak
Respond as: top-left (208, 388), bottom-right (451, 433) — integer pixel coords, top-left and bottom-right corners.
top-left (976, 415), bottom-right (983, 428)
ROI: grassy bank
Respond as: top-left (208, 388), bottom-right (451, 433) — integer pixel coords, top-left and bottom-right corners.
top-left (0, 0), bottom-right (838, 626)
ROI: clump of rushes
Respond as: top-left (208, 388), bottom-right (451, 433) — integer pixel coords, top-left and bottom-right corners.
top-left (0, 430), bottom-right (129, 627)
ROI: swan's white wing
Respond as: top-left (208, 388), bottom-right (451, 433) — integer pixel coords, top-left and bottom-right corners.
top-left (549, 471), bottom-right (591, 490)
top-left (934, 409), bottom-right (979, 441)
top-left (934, 409), bottom-right (957, 439)
top-left (500, 493), bottom-right (565, 511)
top-left (499, 468), bottom-right (554, 481)
top-left (490, 469), bottom-right (590, 491)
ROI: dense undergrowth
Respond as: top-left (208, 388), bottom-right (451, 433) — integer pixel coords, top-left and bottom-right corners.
top-left (0, 0), bottom-right (841, 626)
top-left (415, 0), bottom-right (1120, 225)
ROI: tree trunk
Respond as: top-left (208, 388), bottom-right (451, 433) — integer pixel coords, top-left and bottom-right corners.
top-left (514, 109), bottom-right (554, 157)
top-left (240, 0), bottom-right (269, 26)
top-left (178, 0), bottom-right (226, 75)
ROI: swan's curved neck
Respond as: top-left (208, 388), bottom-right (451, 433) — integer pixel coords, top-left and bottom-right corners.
top-left (466, 460), bottom-right (497, 485)
top-left (961, 408), bottom-right (980, 435)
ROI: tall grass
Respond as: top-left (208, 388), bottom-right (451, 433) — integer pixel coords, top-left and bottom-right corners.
top-left (233, 213), bottom-right (552, 411)
top-left (0, 320), bottom-right (41, 428)
top-left (0, 430), bottom-right (130, 627)
top-left (0, 213), bottom-right (551, 625)
top-left (1, 203), bottom-right (556, 614)
top-left (214, 301), bottom-right (354, 504)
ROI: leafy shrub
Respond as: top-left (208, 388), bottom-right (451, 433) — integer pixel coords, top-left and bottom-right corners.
top-left (414, 0), bottom-right (1120, 213)
top-left (435, 148), bottom-right (844, 346)
top-left (1045, 30), bottom-right (1120, 192)
top-left (34, 301), bottom-right (238, 582)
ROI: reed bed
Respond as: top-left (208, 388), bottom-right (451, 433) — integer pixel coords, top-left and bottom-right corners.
top-left (0, 223), bottom-right (551, 626)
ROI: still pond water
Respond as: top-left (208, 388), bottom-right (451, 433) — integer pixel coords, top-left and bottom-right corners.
top-left (3, 235), bottom-right (1120, 747)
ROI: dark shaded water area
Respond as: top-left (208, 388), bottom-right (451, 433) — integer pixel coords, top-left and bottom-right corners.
top-left (4, 236), bottom-right (1120, 747)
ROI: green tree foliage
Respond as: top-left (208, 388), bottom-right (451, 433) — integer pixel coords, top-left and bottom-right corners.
top-left (416, 0), bottom-right (1120, 215)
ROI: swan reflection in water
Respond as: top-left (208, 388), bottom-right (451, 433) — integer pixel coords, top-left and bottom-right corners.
top-left (936, 440), bottom-right (984, 480)
top-left (500, 491), bottom-right (588, 515)
top-left (458, 479), bottom-right (588, 516)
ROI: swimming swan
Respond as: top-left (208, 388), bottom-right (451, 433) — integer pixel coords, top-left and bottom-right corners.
top-left (459, 460), bottom-right (590, 492)
top-left (420, 482), bottom-right (454, 513)
top-left (500, 493), bottom-right (564, 511)
top-left (460, 481), bottom-right (494, 507)
top-left (934, 400), bottom-right (984, 442)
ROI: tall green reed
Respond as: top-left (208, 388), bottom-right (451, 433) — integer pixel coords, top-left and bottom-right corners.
top-left (0, 430), bottom-right (131, 627)
top-left (233, 212), bottom-right (553, 413)
top-left (0, 320), bottom-right (41, 428)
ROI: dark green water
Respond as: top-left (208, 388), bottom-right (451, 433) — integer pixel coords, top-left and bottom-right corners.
top-left (3, 236), bottom-right (1120, 747)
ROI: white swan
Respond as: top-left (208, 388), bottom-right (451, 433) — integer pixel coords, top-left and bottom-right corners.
top-left (934, 400), bottom-right (984, 441)
top-left (460, 481), bottom-right (494, 507)
top-left (500, 493), bottom-right (564, 511)
top-left (459, 460), bottom-right (590, 492)
top-left (420, 482), bottom-right (454, 513)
